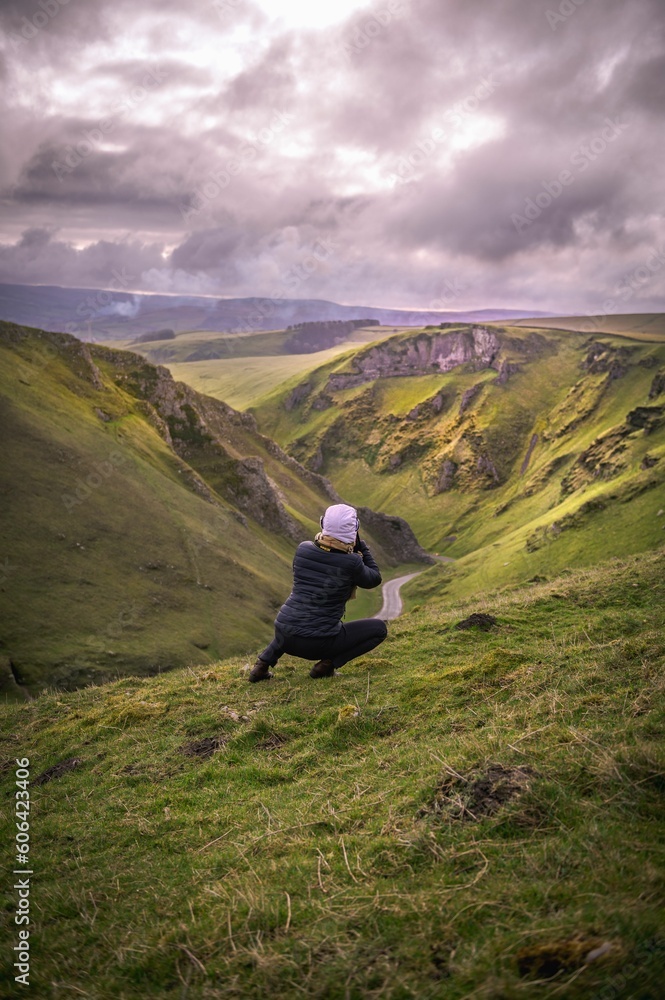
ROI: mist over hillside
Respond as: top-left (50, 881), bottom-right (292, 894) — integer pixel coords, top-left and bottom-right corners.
top-left (0, 282), bottom-right (550, 341)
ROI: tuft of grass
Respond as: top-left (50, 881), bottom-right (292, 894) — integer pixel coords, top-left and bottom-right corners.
top-left (0, 550), bottom-right (663, 998)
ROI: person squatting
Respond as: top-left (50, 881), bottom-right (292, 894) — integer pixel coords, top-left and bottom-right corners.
top-left (249, 503), bottom-right (388, 681)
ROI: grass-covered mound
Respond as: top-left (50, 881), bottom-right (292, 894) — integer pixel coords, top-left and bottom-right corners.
top-left (1, 550), bottom-right (663, 998)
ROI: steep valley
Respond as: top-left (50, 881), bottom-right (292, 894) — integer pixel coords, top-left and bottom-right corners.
top-left (251, 322), bottom-right (665, 599)
top-left (0, 323), bottom-right (430, 696)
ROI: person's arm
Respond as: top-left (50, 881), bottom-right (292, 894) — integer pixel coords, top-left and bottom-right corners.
top-left (353, 537), bottom-right (382, 589)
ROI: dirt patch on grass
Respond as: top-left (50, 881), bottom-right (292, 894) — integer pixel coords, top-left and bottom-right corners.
top-left (423, 763), bottom-right (536, 822)
top-left (454, 613), bottom-right (498, 631)
top-left (180, 736), bottom-right (228, 759)
top-left (516, 934), bottom-right (618, 978)
top-left (34, 757), bottom-right (83, 785)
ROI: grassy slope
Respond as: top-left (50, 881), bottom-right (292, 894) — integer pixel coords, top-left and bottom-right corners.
top-left (0, 550), bottom-right (663, 998)
top-left (110, 327), bottom-right (404, 411)
top-left (0, 327), bottom-right (302, 696)
top-left (0, 324), bottom-right (426, 697)
top-left (252, 324), bottom-right (665, 603)
top-left (168, 349), bottom-right (368, 412)
top-left (513, 314), bottom-right (665, 341)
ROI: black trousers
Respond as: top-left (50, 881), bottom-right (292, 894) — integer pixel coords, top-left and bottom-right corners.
top-left (259, 618), bottom-right (388, 670)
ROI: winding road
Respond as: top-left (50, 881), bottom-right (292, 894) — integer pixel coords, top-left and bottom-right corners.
top-left (373, 557), bottom-right (455, 620)
top-left (373, 572), bottom-right (423, 620)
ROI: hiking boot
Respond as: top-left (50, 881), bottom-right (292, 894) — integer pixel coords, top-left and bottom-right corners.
top-left (248, 658), bottom-right (272, 683)
top-left (309, 659), bottom-right (335, 679)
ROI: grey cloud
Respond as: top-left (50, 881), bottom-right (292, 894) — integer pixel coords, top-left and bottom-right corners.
top-left (0, 0), bottom-right (664, 311)
top-left (0, 228), bottom-right (165, 287)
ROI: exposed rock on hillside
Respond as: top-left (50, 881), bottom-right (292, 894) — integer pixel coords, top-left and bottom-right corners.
top-left (560, 431), bottom-right (629, 494)
top-left (284, 382), bottom-right (312, 410)
top-left (324, 326), bottom-right (502, 392)
top-left (355, 507), bottom-right (435, 564)
top-left (582, 340), bottom-right (632, 379)
top-left (493, 359), bottom-right (521, 385)
top-left (627, 405), bottom-right (665, 433)
top-left (459, 383), bottom-right (483, 414)
top-left (92, 347), bottom-right (304, 540)
top-left (436, 458), bottom-right (458, 493)
top-left (649, 370), bottom-right (665, 399)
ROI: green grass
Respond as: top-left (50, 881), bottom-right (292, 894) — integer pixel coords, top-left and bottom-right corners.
top-left (1, 550), bottom-right (663, 998)
top-left (512, 313), bottom-right (665, 342)
top-left (167, 348), bottom-right (365, 411)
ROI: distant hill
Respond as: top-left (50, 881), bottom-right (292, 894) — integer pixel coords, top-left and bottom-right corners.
top-left (514, 312), bottom-right (665, 341)
top-left (131, 328), bottom-right (176, 344)
top-left (284, 319), bottom-right (380, 353)
top-left (0, 282), bottom-right (550, 340)
top-left (252, 320), bottom-right (665, 599)
top-left (0, 322), bottom-right (430, 697)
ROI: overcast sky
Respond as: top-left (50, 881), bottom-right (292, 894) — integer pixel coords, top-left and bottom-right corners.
top-left (0, 0), bottom-right (663, 312)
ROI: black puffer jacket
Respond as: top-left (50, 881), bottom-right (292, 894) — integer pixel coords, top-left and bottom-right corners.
top-left (274, 540), bottom-right (382, 637)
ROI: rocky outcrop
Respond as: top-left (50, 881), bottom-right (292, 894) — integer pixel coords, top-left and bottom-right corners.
top-left (326, 326), bottom-right (502, 392)
top-left (559, 404), bottom-right (664, 495)
top-left (459, 383), bottom-right (483, 415)
top-left (435, 459), bottom-right (457, 493)
top-left (493, 360), bottom-right (521, 385)
top-left (259, 437), bottom-right (338, 501)
top-left (476, 453), bottom-right (500, 485)
top-left (311, 392), bottom-right (333, 411)
top-left (356, 507), bottom-right (435, 565)
top-left (582, 341), bottom-right (632, 380)
top-left (520, 434), bottom-right (539, 475)
top-left (90, 346), bottom-right (303, 538)
top-left (222, 457), bottom-right (302, 540)
top-left (284, 382), bottom-right (312, 410)
top-left (648, 371), bottom-right (665, 399)
top-left (626, 405), bottom-right (665, 433)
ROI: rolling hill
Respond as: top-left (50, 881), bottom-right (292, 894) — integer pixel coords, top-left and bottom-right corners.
top-left (0, 282), bottom-right (550, 341)
top-left (0, 323), bottom-right (430, 698)
top-left (513, 313), bottom-right (665, 342)
top-left (250, 321), bottom-right (665, 601)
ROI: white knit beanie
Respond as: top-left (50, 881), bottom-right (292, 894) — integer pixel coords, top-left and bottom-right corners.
top-left (321, 503), bottom-right (359, 545)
